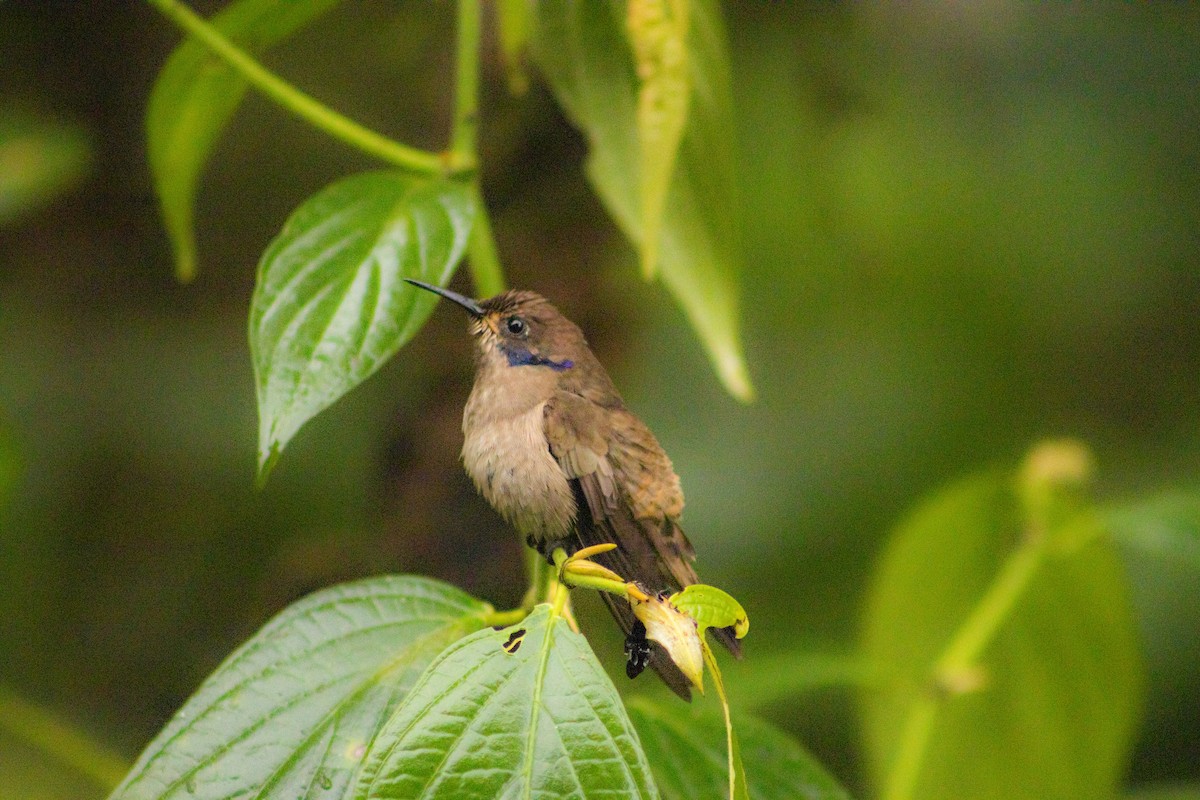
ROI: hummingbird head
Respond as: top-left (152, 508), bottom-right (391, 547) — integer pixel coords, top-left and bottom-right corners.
top-left (406, 280), bottom-right (580, 372)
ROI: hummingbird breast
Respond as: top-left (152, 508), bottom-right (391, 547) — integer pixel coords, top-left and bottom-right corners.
top-left (461, 374), bottom-right (576, 543)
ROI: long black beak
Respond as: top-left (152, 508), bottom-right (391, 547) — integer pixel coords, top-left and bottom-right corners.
top-left (405, 278), bottom-right (484, 316)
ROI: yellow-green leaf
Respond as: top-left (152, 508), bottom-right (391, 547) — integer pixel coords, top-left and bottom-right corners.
top-left (670, 583), bottom-right (749, 638)
top-left (859, 463), bottom-right (1143, 799)
top-left (627, 0), bottom-right (690, 279)
top-left (532, 1), bottom-right (755, 401)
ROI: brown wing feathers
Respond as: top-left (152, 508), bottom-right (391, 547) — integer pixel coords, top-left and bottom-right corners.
top-left (545, 391), bottom-right (742, 700)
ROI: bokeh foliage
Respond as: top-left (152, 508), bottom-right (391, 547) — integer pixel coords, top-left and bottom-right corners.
top-left (1, 2), bottom-right (1198, 798)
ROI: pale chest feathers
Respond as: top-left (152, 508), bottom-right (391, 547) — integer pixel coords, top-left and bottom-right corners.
top-left (462, 386), bottom-right (575, 543)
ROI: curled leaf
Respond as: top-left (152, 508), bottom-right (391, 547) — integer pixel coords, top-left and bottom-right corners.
top-left (670, 583), bottom-right (749, 639)
top-left (631, 593), bottom-right (704, 692)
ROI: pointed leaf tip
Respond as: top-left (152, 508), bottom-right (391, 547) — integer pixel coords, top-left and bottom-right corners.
top-left (250, 171), bottom-right (474, 475)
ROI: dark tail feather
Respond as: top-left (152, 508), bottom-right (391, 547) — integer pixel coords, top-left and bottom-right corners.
top-left (710, 623), bottom-right (743, 659)
top-left (598, 590), bottom-right (694, 701)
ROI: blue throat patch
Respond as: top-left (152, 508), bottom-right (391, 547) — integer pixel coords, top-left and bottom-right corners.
top-left (504, 347), bottom-right (574, 372)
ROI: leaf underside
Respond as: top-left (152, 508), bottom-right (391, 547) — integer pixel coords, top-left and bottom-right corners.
top-left (627, 697), bottom-right (851, 800)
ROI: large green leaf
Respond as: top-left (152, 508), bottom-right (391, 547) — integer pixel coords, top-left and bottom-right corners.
top-left (250, 170), bottom-right (474, 480)
top-left (108, 576), bottom-right (489, 800)
top-left (627, 698), bottom-right (850, 800)
top-left (147, 0), bottom-right (347, 281)
top-left (531, 1), bottom-right (754, 401)
top-left (351, 605), bottom-right (658, 799)
top-left (859, 469), bottom-right (1143, 800)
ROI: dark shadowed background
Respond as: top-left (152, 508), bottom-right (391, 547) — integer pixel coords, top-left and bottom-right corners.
top-left (1, 3), bottom-right (1198, 797)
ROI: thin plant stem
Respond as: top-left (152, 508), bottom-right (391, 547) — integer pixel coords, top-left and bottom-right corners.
top-left (882, 529), bottom-right (1050, 800)
top-left (451, 0), bottom-right (481, 161)
top-left (466, 184), bottom-right (506, 297)
top-left (145, 0), bottom-right (451, 175)
top-left (0, 686), bottom-right (130, 791)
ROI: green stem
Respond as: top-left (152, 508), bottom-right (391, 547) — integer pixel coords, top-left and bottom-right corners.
top-left (467, 184), bottom-right (506, 297)
top-left (561, 571), bottom-right (631, 598)
top-left (448, 1), bottom-right (505, 298)
top-left (451, 0), bottom-right (481, 161)
top-left (935, 538), bottom-right (1045, 677)
top-left (882, 529), bottom-right (1050, 800)
top-left (0, 686), bottom-right (130, 791)
top-left (145, 0), bottom-right (450, 175)
top-left (483, 606), bottom-right (529, 627)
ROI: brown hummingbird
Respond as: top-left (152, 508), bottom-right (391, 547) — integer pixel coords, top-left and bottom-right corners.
top-left (406, 279), bottom-right (741, 699)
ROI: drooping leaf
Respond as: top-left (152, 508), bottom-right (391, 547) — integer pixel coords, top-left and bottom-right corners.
top-left (0, 109), bottom-right (89, 226)
top-left (627, 697), bottom-right (851, 800)
top-left (147, 0), bottom-right (347, 281)
top-left (531, 1), bottom-right (755, 401)
top-left (626, 0), bottom-right (690, 279)
top-left (351, 605), bottom-right (658, 799)
top-left (108, 576), bottom-right (489, 800)
top-left (670, 583), bottom-right (749, 638)
top-left (859, 468), bottom-right (1144, 800)
top-left (250, 171), bottom-right (474, 480)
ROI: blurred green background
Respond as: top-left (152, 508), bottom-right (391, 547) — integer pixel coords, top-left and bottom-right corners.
top-left (1, 2), bottom-right (1198, 797)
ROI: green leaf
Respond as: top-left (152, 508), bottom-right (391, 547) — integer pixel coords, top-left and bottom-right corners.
top-left (1102, 489), bottom-right (1200, 769)
top-left (250, 171), bottom-right (474, 481)
top-left (351, 605), bottom-right (658, 799)
top-left (1106, 490), bottom-right (1200, 569)
top-left (627, 698), bottom-right (851, 800)
top-left (670, 583), bottom-right (748, 638)
top-left (0, 109), bottom-right (89, 226)
top-left (859, 469), bottom-right (1144, 800)
top-left (626, 0), bottom-right (690, 279)
top-left (109, 576), bottom-right (489, 800)
top-left (147, 0), bottom-right (346, 281)
top-left (531, 1), bottom-right (755, 401)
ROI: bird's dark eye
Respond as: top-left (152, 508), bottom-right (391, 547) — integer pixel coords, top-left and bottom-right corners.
top-left (505, 316), bottom-right (527, 336)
